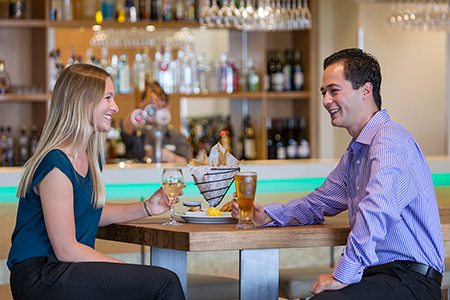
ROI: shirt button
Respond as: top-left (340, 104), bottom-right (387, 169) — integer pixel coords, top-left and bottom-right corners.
top-left (357, 160), bottom-right (360, 164)
top-left (357, 186), bottom-right (360, 190)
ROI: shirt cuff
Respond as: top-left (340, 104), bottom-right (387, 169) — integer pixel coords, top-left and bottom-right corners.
top-left (332, 254), bottom-right (365, 284)
top-left (263, 203), bottom-right (290, 227)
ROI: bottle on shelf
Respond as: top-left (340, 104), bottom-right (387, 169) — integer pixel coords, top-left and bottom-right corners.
top-left (266, 118), bottom-right (277, 160)
top-left (297, 116), bottom-right (310, 158)
top-left (286, 118), bottom-right (298, 159)
top-left (132, 53), bottom-right (146, 96)
top-left (117, 54), bottom-right (131, 94)
top-left (246, 58), bottom-right (259, 92)
top-left (0, 59), bottom-right (12, 94)
top-left (271, 50), bottom-right (285, 92)
top-left (241, 115), bottom-right (257, 160)
top-left (150, 0), bottom-right (163, 21)
top-left (49, 0), bottom-right (61, 21)
top-left (116, 0), bottom-right (126, 23)
top-left (293, 49), bottom-right (304, 91)
top-left (101, 0), bottom-right (115, 21)
top-left (137, 0), bottom-right (150, 20)
top-left (61, 0), bottom-right (73, 20)
top-left (5, 126), bottom-right (14, 166)
top-left (72, 0), bottom-right (84, 20)
top-left (274, 119), bottom-right (286, 160)
top-left (0, 126), bottom-right (7, 166)
top-left (29, 124), bottom-right (39, 157)
top-left (18, 126), bottom-right (29, 166)
top-left (219, 115), bottom-right (233, 154)
top-left (283, 49), bottom-right (293, 91)
top-left (9, 0), bottom-right (26, 19)
top-left (0, 0), bottom-right (8, 18)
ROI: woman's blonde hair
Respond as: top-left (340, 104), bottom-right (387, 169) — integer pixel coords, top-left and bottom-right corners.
top-left (17, 64), bottom-right (110, 208)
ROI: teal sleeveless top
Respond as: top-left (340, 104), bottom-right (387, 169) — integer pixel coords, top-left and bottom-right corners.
top-left (7, 149), bottom-right (103, 269)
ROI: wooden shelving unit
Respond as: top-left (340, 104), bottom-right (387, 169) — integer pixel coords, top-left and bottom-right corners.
top-left (0, 0), bottom-right (318, 159)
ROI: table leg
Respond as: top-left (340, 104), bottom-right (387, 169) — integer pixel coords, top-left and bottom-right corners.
top-left (151, 247), bottom-right (188, 298)
top-left (240, 248), bottom-right (279, 300)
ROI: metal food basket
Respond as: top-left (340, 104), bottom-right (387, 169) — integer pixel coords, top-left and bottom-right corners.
top-left (192, 167), bottom-right (240, 207)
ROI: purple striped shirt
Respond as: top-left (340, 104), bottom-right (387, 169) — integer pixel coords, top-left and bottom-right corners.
top-left (265, 109), bottom-right (444, 284)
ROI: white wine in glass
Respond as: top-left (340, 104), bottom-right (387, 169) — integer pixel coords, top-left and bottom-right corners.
top-left (161, 168), bottom-right (184, 226)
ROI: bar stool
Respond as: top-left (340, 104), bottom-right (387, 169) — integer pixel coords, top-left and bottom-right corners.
top-left (188, 273), bottom-right (239, 300)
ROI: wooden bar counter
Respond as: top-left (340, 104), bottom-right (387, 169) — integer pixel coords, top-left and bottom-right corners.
top-left (97, 208), bottom-right (450, 299)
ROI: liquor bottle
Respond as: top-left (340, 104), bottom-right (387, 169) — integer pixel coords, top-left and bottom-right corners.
top-left (163, 0), bottom-right (173, 21)
top-left (271, 50), bottom-right (285, 92)
top-left (0, 59), bottom-right (11, 94)
top-left (141, 51), bottom-right (153, 84)
top-left (219, 115), bottom-right (233, 154)
top-left (159, 47), bottom-right (175, 94)
top-left (274, 119), bottom-right (286, 159)
top-left (266, 50), bottom-right (275, 91)
top-left (283, 49), bottom-right (293, 91)
top-left (116, 0), bottom-right (126, 22)
top-left (266, 118), bottom-right (276, 159)
top-left (61, 0), bottom-right (73, 20)
top-left (293, 49), bottom-right (304, 91)
top-left (72, 0), bottom-right (84, 20)
top-left (29, 124), bottom-right (39, 157)
top-left (297, 116), bottom-right (310, 158)
top-left (114, 120), bottom-right (126, 159)
top-left (0, 0), bottom-right (8, 18)
top-left (133, 53), bottom-right (146, 95)
top-left (0, 126), bottom-right (6, 166)
top-left (138, 0), bottom-right (151, 20)
top-left (185, 0), bottom-right (196, 21)
top-left (286, 118), bottom-right (298, 159)
top-left (206, 60), bottom-right (218, 93)
top-left (83, 0), bottom-right (96, 19)
top-left (174, 0), bottom-right (185, 21)
top-left (219, 53), bottom-right (233, 94)
top-left (242, 115), bottom-right (257, 160)
top-left (125, 0), bottom-right (137, 22)
top-left (18, 126), bottom-right (28, 166)
top-left (178, 49), bottom-right (193, 94)
top-left (246, 58), bottom-right (259, 92)
top-left (197, 53), bottom-right (208, 94)
top-left (5, 126), bottom-right (13, 166)
top-left (150, 0), bottom-right (162, 21)
top-left (117, 54), bottom-right (131, 94)
top-left (101, 0), bottom-right (115, 21)
top-left (9, 0), bottom-right (26, 19)
top-left (49, 0), bottom-right (61, 21)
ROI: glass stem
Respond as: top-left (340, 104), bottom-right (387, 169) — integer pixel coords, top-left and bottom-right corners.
top-left (169, 204), bottom-right (175, 222)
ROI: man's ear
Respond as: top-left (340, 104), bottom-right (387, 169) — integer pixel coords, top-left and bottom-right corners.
top-left (362, 82), bottom-right (373, 99)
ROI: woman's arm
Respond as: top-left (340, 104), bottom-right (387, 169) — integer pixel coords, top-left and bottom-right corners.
top-left (99, 187), bottom-right (171, 226)
top-left (40, 168), bottom-right (122, 263)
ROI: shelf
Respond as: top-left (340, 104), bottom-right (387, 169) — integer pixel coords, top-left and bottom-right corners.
top-left (0, 19), bottom-right (47, 28)
top-left (49, 20), bottom-right (200, 30)
top-left (0, 93), bottom-right (51, 103)
top-left (171, 91), bottom-right (311, 100)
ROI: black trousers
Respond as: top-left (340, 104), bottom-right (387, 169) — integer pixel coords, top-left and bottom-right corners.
top-left (312, 261), bottom-right (441, 300)
top-left (10, 256), bottom-right (185, 300)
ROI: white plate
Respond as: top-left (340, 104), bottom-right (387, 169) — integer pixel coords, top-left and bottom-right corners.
top-left (176, 212), bottom-right (237, 224)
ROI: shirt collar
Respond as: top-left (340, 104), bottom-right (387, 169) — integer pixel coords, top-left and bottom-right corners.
top-left (353, 109), bottom-right (391, 146)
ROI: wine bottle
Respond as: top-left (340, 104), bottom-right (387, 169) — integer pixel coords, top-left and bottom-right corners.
top-left (293, 49), bottom-right (304, 91)
top-left (18, 126), bottom-right (29, 166)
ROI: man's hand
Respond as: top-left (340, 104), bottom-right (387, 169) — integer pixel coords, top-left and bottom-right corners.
top-left (310, 274), bottom-right (347, 295)
top-left (231, 193), bottom-right (273, 226)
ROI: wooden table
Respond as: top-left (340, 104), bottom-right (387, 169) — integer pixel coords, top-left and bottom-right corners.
top-left (97, 208), bottom-right (450, 299)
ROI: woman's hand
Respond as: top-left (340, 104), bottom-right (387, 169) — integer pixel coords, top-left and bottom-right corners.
top-left (146, 187), bottom-right (171, 216)
top-left (230, 192), bottom-right (273, 226)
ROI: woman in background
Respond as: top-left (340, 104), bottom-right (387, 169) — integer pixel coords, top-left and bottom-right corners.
top-left (7, 64), bottom-right (185, 300)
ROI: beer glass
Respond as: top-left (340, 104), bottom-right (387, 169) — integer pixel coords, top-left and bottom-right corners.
top-left (235, 171), bottom-right (257, 229)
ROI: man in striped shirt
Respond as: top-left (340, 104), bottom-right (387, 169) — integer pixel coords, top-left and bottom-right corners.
top-left (234, 48), bottom-right (444, 299)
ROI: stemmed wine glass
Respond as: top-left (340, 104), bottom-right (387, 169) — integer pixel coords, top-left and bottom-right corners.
top-left (161, 168), bottom-right (184, 226)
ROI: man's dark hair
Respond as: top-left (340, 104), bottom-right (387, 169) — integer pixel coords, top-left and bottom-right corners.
top-left (323, 48), bottom-right (382, 109)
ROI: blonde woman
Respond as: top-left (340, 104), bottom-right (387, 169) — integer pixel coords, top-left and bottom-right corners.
top-left (7, 64), bottom-right (185, 300)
